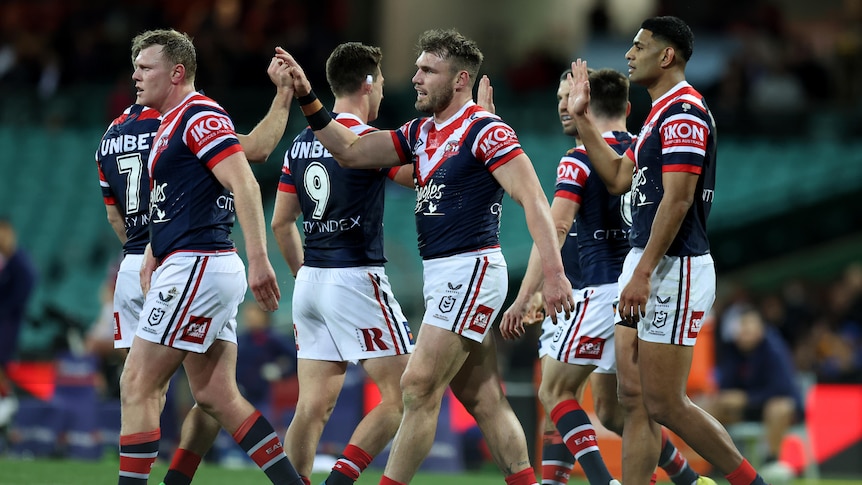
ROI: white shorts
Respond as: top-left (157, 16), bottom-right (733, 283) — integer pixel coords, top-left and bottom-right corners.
top-left (292, 265), bottom-right (414, 362)
top-left (113, 254), bottom-right (146, 349)
top-left (135, 253), bottom-right (242, 352)
top-left (421, 249), bottom-right (507, 343)
top-left (617, 248), bottom-right (715, 346)
top-left (538, 283), bottom-right (617, 373)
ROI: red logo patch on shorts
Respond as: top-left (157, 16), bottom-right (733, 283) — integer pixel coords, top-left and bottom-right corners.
top-left (180, 315), bottom-right (212, 345)
top-left (574, 336), bottom-right (605, 359)
top-left (467, 305), bottom-right (494, 333)
top-left (113, 312), bottom-right (121, 341)
top-left (687, 311), bottom-right (705, 339)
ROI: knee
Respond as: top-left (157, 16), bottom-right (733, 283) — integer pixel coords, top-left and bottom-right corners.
top-left (537, 382), bottom-right (561, 413)
top-left (119, 363), bottom-right (157, 406)
top-left (594, 397), bottom-right (624, 435)
top-left (616, 377), bottom-right (642, 413)
top-left (399, 368), bottom-right (441, 410)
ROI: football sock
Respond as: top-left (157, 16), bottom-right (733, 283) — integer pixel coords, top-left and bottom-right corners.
top-left (162, 448), bottom-right (202, 485)
top-left (326, 444), bottom-right (374, 484)
top-left (379, 476), bottom-right (405, 485)
top-left (550, 400), bottom-right (614, 485)
top-left (506, 467), bottom-right (539, 485)
top-left (658, 428), bottom-right (700, 485)
top-left (118, 429), bottom-right (160, 485)
top-left (725, 459), bottom-right (767, 485)
top-left (232, 410), bottom-right (302, 485)
top-left (542, 429), bottom-right (575, 485)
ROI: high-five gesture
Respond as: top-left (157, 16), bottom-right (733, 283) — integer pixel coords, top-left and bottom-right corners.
top-left (567, 59), bottom-right (591, 118)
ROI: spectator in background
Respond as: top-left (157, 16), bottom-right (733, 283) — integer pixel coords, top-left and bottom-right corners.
top-left (0, 217), bottom-right (38, 428)
top-left (708, 305), bottom-right (803, 473)
top-left (235, 302), bottom-right (296, 420)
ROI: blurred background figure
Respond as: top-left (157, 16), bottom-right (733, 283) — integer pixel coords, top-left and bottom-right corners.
top-left (0, 217), bottom-right (37, 429)
top-left (707, 304), bottom-right (804, 477)
top-left (235, 302), bottom-right (297, 422)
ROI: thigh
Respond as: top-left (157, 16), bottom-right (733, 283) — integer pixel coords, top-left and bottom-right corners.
top-left (123, 336), bottom-right (186, 393)
top-left (539, 355), bottom-right (595, 400)
top-left (137, 254), bottom-right (245, 353)
top-left (421, 250), bottom-right (508, 343)
top-left (295, 358), bottom-right (348, 408)
top-left (361, 354), bottom-right (410, 398)
top-left (614, 324), bottom-right (641, 395)
top-left (403, 324), bottom-right (471, 394)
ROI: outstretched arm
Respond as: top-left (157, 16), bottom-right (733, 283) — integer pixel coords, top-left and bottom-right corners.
top-left (238, 52), bottom-right (294, 163)
top-left (275, 48), bottom-right (403, 169)
top-left (568, 59), bottom-right (635, 194)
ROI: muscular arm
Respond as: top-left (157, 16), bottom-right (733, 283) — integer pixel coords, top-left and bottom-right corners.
top-left (211, 152), bottom-right (280, 311)
top-left (270, 191), bottom-right (304, 277)
top-left (238, 56), bottom-right (294, 163)
top-left (493, 154), bottom-right (573, 321)
top-left (568, 60), bottom-right (635, 194)
top-left (391, 165), bottom-right (415, 188)
top-left (500, 195), bottom-right (579, 339)
top-left (105, 204), bottom-right (127, 244)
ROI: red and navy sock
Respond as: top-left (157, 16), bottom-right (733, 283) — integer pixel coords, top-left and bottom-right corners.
top-left (118, 429), bottom-right (160, 485)
top-left (550, 400), bottom-right (614, 485)
top-left (325, 443), bottom-right (373, 484)
top-left (506, 467), bottom-right (539, 485)
top-left (162, 448), bottom-right (202, 485)
top-left (658, 428), bottom-right (700, 485)
top-left (542, 429), bottom-right (575, 485)
top-left (726, 459), bottom-right (767, 485)
top-left (232, 410), bottom-right (302, 485)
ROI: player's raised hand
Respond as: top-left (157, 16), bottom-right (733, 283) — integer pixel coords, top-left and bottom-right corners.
top-left (267, 51), bottom-right (295, 96)
top-left (248, 257), bottom-right (281, 312)
top-left (477, 75), bottom-right (495, 114)
top-left (567, 59), bottom-right (591, 117)
top-left (274, 47), bottom-right (312, 98)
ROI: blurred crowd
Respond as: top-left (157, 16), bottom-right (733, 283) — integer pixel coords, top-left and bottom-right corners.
top-left (1, 0), bottom-right (862, 137)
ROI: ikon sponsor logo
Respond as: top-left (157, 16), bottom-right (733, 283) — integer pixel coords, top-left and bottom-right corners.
top-left (190, 115), bottom-right (233, 144)
top-left (574, 336), bottom-right (605, 359)
top-left (467, 305), bottom-right (494, 333)
top-left (687, 311), bottom-right (705, 339)
top-left (662, 119), bottom-right (706, 146)
top-left (180, 315), bottom-right (212, 345)
top-left (556, 160), bottom-right (584, 183)
top-left (477, 126), bottom-right (517, 156)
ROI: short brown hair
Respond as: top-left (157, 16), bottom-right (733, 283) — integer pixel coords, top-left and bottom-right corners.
top-left (325, 42), bottom-right (383, 97)
top-left (131, 29), bottom-right (197, 83)
top-left (416, 29), bottom-right (483, 86)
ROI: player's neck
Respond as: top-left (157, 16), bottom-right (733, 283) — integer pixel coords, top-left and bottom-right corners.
top-left (646, 70), bottom-right (686, 103)
top-left (333, 95), bottom-right (369, 123)
top-left (157, 85), bottom-right (196, 115)
top-left (594, 117), bottom-right (628, 136)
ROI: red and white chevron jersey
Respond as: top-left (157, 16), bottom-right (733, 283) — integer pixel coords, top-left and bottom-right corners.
top-left (390, 101), bottom-right (524, 260)
top-left (147, 92), bottom-right (242, 260)
top-left (624, 81), bottom-right (717, 256)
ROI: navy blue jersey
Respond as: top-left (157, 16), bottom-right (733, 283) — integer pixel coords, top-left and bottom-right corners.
top-left (555, 132), bottom-right (634, 286)
top-left (147, 93), bottom-right (242, 260)
top-left (625, 82), bottom-right (716, 256)
top-left (391, 102), bottom-right (523, 259)
top-left (96, 104), bottom-right (160, 255)
top-left (279, 113), bottom-right (396, 267)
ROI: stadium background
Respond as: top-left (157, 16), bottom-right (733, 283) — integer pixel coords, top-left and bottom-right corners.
top-left (0, 0), bottom-right (861, 482)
